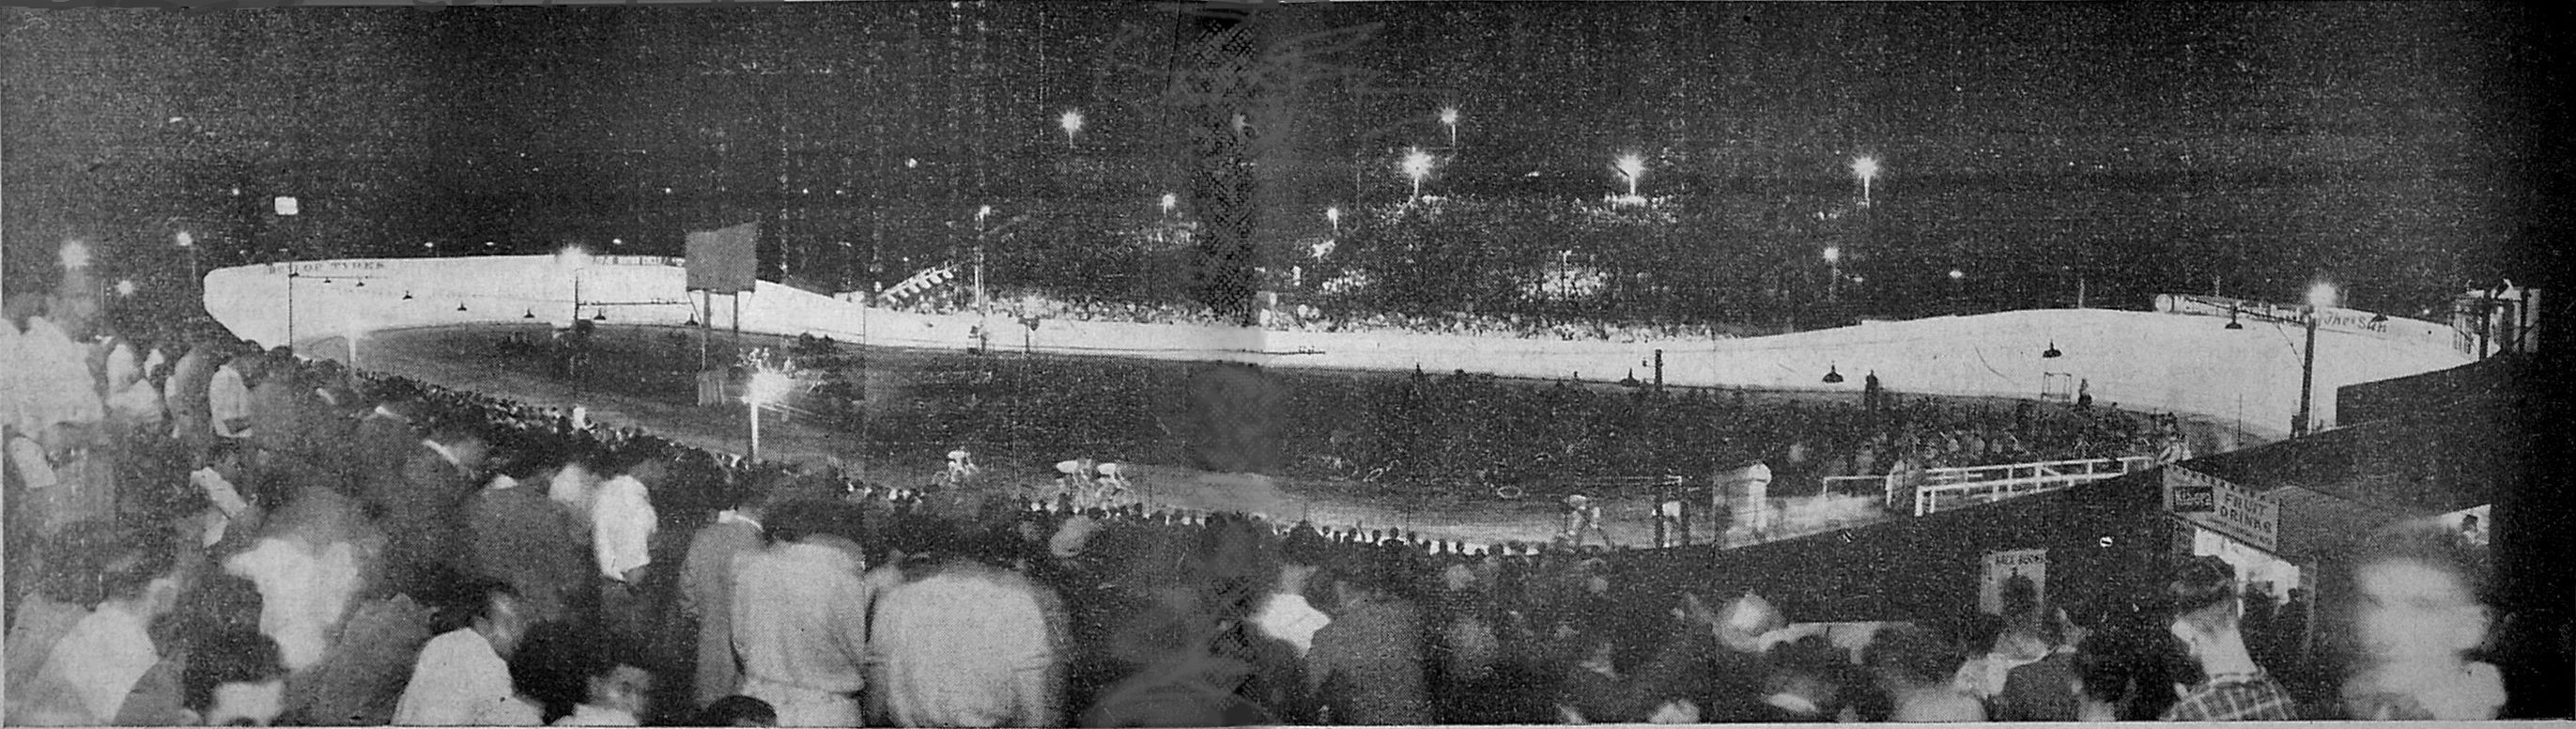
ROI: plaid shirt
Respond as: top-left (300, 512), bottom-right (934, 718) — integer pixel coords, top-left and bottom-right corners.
top-left (2162, 673), bottom-right (2302, 721)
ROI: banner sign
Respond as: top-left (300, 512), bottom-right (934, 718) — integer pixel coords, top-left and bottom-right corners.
top-left (1980, 549), bottom-right (2048, 616)
top-left (2163, 467), bottom-right (2278, 552)
top-left (686, 222), bottom-right (761, 293)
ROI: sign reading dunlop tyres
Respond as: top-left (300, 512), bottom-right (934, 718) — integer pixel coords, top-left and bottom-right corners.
top-left (2163, 467), bottom-right (2279, 553)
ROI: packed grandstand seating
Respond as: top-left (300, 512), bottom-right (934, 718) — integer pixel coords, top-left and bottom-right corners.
top-left (891, 287), bottom-right (1769, 343)
top-left (1, 304), bottom-right (2535, 725)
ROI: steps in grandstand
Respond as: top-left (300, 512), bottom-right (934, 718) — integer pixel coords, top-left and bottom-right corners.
top-left (1822, 455), bottom-right (2160, 517)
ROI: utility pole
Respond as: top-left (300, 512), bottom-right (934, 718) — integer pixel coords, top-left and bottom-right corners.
top-left (2294, 307), bottom-right (2319, 437)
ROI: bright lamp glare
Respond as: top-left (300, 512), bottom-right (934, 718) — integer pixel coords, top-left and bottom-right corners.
top-left (1615, 154), bottom-right (1645, 179)
top-left (59, 240), bottom-right (91, 270)
top-left (746, 371), bottom-right (794, 406)
top-left (1439, 107), bottom-right (1458, 126)
top-left (1325, 206), bottom-right (1341, 223)
top-left (1160, 194), bottom-right (1178, 211)
top-left (1401, 148), bottom-right (1434, 178)
top-left (1059, 109), bottom-right (1085, 135)
top-left (558, 246), bottom-right (591, 268)
top-left (2306, 283), bottom-right (2338, 309)
top-left (1822, 246), bottom-right (1841, 264)
top-left (1852, 156), bottom-right (1881, 179)
top-left (175, 231), bottom-right (194, 248)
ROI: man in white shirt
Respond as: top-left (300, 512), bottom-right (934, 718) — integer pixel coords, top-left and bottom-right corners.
top-left (394, 579), bottom-right (540, 726)
top-left (872, 544), bottom-right (1059, 728)
top-left (730, 503), bottom-right (873, 727)
top-left (591, 465), bottom-right (658, 584)
top-left (592, 457), bottom-right (660, 648)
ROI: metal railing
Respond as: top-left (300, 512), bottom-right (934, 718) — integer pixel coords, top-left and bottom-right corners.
top-left (1821, 455), bottom-right (2159, 517)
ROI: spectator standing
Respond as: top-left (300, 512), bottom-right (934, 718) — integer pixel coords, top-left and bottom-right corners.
top-left (590, 455), bottom-right (661, 644)
top-left (1995, 607), bottom-right (2090, 721)
top-left (180, 630), bottom-right (293, 726)
top-left (209, 349), bottom-right (259, 443)
top-left (346, 396), bottom-right (425, 490)
top-left (1863, 625), bottom-right (1985, 722)
top-left (165, 336), bottom-right (219, 454)
top-left (680, 486), bottom-right (773, 708)
top-left (729, 502), bottom-right (874, 727)
top-left (470, 449), bottom-right (597, 625)
top-left (1249, 526), bottom-right (1333, 657)
top-left (376, 421), bottom-right (489, 592)
top-left (2160, 556), bottom-right (2301, 721)
top-left (872, 535), bottom-right (1062, 728)
top-left (2334, 527), bottom-right (2506, 720)
top-left (1305, 554), bottom-right (1433, 725)
top-left (8, 526), bottom-right (178, 725)
top-left (393, 579), bottom-right (541, 726)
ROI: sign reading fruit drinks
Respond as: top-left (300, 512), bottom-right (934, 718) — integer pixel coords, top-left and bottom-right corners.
top-left (2163, 467), bottom-right (2278, 553)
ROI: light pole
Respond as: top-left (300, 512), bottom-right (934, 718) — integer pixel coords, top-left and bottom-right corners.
top-left (1852, 156), bottom-right (1881, 207)
top-left (1058, 109), bottom-right (1084, 147)
top-left (1615, 153), bottom-right (1644, 200)
top-left (1823, 246), bottom-right (1843, 303)
top-left (1949, 268), bottom-right (1966, 314)
top-left (2294, 282), bottom-right (2336, 437)
top-left (1438, 106), bottom-right (1459, 148)
top-left (176, 230), bottom-right (199, 293)
top-left (284, 270), bottom-right (300, 349)
top-left (1401, 147), bottom-right (1433, 202)
top-left (745, 369), bottom-right (791, 465)
top-left (559, 246), bottom-right (591, 322)
top-left (974, 205), bottom-right (993, 351)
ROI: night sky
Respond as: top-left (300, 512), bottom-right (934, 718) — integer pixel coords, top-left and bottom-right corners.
top-left (6, 2), bottom-right (2571, 318)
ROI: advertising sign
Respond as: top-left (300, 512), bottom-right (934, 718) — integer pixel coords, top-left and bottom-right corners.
top-left (2164, 467), bottom-right (2278, 552)
top-left (1981, 549), bottom-right (2049, 616)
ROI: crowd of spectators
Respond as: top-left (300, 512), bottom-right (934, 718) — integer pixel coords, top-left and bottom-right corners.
top-left (6, 297), bottom-right (2554, 726)
top-left (1289, 367), bottom-right (2175, 497)
top-left (876, 287), bottom-right (1766, 343)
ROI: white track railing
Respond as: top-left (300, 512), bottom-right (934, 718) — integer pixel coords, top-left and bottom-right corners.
top-left (1821, 455), bottom-right (2159, 517)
